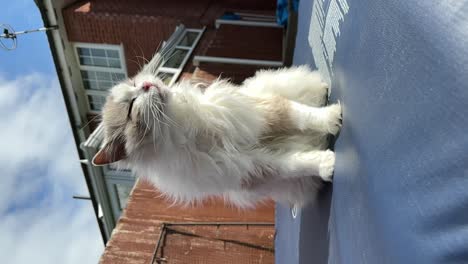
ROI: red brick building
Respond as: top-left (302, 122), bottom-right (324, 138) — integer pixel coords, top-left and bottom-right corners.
top-left (37, 0), bottom-right (290, 262)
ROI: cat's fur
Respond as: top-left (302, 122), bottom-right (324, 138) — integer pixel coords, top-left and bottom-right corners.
top-left (93, 65), bottom-right (342, 208)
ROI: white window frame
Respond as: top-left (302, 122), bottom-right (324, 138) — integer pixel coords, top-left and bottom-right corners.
top-left (156, 28), bottom-right (205, 86)
top-left (73, 42), bottom-right (128, 114)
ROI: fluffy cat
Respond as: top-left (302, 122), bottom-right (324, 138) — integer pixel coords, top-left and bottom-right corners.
top-left (92, 65), bottom-right (342, 208)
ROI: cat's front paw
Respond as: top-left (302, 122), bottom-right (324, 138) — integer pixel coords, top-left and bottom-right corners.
top-left (324, 102), bottom-right (342, 136)
top-left (319, 150), bottom-right (335, 181)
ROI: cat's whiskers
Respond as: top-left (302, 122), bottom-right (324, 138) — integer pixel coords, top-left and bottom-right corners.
top-left (153, 106), bottom-right (174, 129)
top-left (147, 95), bottom-right (169, 125)
top-left (144, 41), bottom-right (173, 74)
top-left (148, 46), bottom-right (183, 77)
top-left (148, 97), bottom-right (164, 136)
top-left (149, 102), bottom-right (162, 152)
top-left (80, 112), bottom-right (102, 132)
top-left (151, 103), bottom-right (171, 128)
top-left (135, 55), bottom-right (150, 64)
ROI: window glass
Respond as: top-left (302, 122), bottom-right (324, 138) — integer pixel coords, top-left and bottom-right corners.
top-left (106, 50), bottom-right (119, 58)
top-left (82, 70), bottom-right (125, 92)
top-left (77, 46), bottom-right (122, 68)
top-left (90, 48), bottom-right (106, 57)
top-left (111, 73), bottom-right (126, 81)
top-left (77, 47), bottom-right (90, 56)
top-left (77, 45), bottom-right (126, 111)
top-left (93, 58), bottom-right (108, 67)
top-left (162, 49), bottom-right (188, 68)
top-left (108, 59), bottom-right (121, 68)
top-left (95, 71), bottom-right (111, 81)
top-left (87, 95), bottom-right (106, 111)
top-left (98, 81), bottom-right (113, 90)
top-left (79, 56), bottom-right (93, 66)
top-left (178, 31), bottom-right (199, 47)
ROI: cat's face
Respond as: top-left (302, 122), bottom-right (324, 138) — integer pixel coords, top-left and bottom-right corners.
top-left (92, 73), bottom-right (168, 165)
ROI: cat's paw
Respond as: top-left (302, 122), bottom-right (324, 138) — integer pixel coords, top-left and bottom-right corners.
top-left (319, 150), bottom-right (335, 181)
top-left (324, 102), bottom-right (342, 136)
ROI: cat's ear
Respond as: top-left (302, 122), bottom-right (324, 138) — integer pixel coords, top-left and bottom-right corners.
top-left (92, 140), bottom-right (127, 166)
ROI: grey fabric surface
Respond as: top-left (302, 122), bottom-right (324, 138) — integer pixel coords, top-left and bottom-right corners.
top-left (276, 1), bottom-right (468, 263)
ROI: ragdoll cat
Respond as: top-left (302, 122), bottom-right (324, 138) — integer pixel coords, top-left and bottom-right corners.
top-left (92, 62), bottom-right (342, 208)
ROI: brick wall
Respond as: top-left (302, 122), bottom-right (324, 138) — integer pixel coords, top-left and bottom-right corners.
top-left (63, 0), bottom-right (277, 76)
top-left (63, 2), bottom-right (184, 76)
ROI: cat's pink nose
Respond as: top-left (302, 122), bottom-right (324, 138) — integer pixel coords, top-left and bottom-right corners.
top-left (142, 82), bottom-right (154, 92)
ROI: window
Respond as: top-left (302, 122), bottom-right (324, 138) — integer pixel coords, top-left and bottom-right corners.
top-left (77, 47), bottom-right (122, 68)
top-left (105, 175), bottom-right (136, 219)
top-left (81, 70), bottom-right (125, 91)
top-left (156, 28), bottom-right (204, 86)
top-left (178, 31), bottom-right (200, 47)
top-left (75, 43), bottom-right (127, 113)
top-left (162, 49), bottom-right (188, 68)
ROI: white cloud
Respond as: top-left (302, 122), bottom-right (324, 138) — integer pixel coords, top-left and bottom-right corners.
top-left (0, 73), bottom-right (103, 263)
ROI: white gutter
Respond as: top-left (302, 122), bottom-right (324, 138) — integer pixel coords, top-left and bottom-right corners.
top-left (44, 0), bottom-right (85, 142)
top-left (193, 55), bottom-right (283, 67)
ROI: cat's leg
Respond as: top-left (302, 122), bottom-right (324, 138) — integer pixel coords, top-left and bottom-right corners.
top-left (278, 149), bottom-right (335, 182)
top-left (251, 149), bottom-right (336, 182)
top-left (289, 101), bottom-right (342, 135)
top-left (242, 66), bottom-right (329, 107)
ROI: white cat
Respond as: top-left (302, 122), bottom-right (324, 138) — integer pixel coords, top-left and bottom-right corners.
top-left (92, 65), bottom-right (342, 208)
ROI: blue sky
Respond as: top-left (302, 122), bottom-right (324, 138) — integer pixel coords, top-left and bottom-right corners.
top-left (1, 1), bottom-right (103, 263)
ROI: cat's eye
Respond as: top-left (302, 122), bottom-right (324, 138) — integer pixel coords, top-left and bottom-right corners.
top-left (128, 98), bottom-right (136, 119)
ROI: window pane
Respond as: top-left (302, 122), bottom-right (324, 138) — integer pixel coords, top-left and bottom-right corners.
top-left (93, 57), bottom-right (108, 67)
top-left (90, 103), bottom-right (101, 111)
top-left (77, 47), bottom-right (90, 56)
top-left (106, 50), bottom-right (119, 58)
top-left (83, 80), bottom-right (90, 89)
top-left (111, 73), bottom-right (126, 81)
top-left (79, 56), bottom-right (93, 66)
top-left (90, 48), bottom-right (106, 57)
top-left (84, 70), bottom-right (96, 80)
top-left (88, 95), bottom-right (105, 111)
top-left (87, 80), bottom-right (98, 90)
top-left (178, 31), bottom-right (199, 47)
top-left (115, 183), bottom-right (133, 210)
top-left (108, 59), bottom-right (121, 68)
top-left (95, 71), bottom-right (111, 81)
top-left (98, 81), bottom-right (113, 90)
top-left (162, 49), bottom-right (188, 68)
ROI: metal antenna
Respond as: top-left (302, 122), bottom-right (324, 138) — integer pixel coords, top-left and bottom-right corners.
top-left (0, 23), bottom-right (58, 51)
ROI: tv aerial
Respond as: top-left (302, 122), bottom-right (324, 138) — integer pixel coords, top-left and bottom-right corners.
top-left (0, 23), bottom-right (58, 51)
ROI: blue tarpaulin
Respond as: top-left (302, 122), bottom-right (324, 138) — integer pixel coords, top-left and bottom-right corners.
top-left (276, 1), bottom-right (468, 263)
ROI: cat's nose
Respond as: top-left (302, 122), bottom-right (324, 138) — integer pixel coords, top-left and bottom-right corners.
top-left (142, 82), bottom-right (154, 92)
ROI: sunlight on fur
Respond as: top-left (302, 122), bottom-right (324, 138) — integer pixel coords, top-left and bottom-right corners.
top-left (92, 65), bottom-right (342, 208)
